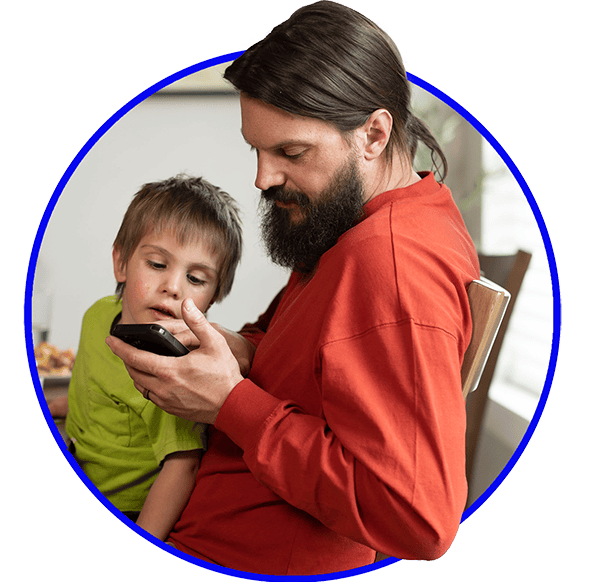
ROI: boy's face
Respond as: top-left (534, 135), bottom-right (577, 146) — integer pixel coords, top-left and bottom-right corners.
top-left (113, 228), bottom-right (221, 325)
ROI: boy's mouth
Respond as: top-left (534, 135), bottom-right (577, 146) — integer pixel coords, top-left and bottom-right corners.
top-left (150, 305), bottom-right (176, 319)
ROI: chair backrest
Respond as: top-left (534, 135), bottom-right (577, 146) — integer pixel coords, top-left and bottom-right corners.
top-left (465, 250), bottom-right (531, 496)
top-left (461, 278), bottom-right (511, 398)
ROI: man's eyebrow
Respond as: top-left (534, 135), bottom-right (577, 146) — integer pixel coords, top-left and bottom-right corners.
top-left (240, 131), bottom-right (311, 152)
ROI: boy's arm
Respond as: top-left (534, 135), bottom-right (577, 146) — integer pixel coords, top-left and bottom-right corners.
top-left (135, 449), bottom-right (201, 541)
top-left (48, 394), bottom-right (69, 417)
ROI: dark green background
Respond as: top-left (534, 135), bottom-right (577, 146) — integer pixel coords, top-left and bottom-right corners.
top-left (1, 0), bottom-right (580, 582)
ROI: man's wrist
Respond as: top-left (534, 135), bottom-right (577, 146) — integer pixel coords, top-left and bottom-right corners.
top-left (214, 379), bottom-right (282, 450)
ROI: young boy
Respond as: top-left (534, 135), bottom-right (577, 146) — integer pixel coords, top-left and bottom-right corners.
top-left (63, 174), bottom-right (243, 541)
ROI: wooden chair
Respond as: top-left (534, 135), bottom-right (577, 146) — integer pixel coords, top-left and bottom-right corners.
top-left (465, 250), bottom-right (532, 495)
top-left (461, 278), bottom-right (511, 398)
top-left (374, 275), bottom-right (511, 562)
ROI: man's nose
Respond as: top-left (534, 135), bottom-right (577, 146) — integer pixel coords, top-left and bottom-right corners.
top-left (254, 152), bottom-right (285, 191)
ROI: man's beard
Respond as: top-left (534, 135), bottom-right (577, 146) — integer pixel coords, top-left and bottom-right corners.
top-left (259, 156), bottom-right (365, 275)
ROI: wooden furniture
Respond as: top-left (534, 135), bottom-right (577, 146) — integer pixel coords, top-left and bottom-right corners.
top-left (465, 250), bottom-right (532, 493)
top-left (461, 278), bottom-right (511, 398)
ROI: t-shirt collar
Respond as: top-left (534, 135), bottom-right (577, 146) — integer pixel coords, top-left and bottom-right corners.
top-left (361, 171), bottom-right (439, 219)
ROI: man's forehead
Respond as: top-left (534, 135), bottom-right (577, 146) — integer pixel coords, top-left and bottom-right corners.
top-left (239, 94), bottom-right (338, 150)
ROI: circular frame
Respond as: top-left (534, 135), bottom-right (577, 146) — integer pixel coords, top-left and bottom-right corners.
top-left (24, 53), bottom-right (561, 581)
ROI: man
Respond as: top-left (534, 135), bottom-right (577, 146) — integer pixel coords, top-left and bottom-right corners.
top-left (107, 1), bottom-right (479, 575)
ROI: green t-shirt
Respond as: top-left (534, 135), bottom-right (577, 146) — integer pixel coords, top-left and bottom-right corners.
top-left (65, 296), bottom-right (206, 512)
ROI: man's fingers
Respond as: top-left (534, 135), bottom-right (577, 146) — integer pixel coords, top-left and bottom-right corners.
top-left (182, 298), bottom-right (216, 345)
top-left (106, 335), bottom-right (167, 398)
top-left (106, 335), bottom-right (158, 375)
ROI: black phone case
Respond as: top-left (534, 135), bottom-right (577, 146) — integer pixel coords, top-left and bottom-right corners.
top-left (111, 323), bottom-right (190, 357)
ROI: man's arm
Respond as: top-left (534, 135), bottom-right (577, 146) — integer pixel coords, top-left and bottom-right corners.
top-left (135, 449), bottom-right (201, 541)
top-left (216, 322), bottom-right (468, 560)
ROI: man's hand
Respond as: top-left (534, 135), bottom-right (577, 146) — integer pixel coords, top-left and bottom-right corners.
top-left (157, 317), bottom-right (256, 377)
top-left (106, 298), bottom-right (245, 424)
top-left (208, 322), bottom-right (256, 378)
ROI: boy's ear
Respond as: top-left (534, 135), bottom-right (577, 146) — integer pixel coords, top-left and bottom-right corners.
top-left (112, 247), bottom-right (127, 283)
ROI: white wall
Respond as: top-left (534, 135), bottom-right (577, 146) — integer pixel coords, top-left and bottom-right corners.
top-left (33, 92), bottom-right (290, 351)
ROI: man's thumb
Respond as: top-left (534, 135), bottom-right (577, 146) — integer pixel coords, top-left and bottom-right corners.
top-left (182, 298), bottom-right (210, 337)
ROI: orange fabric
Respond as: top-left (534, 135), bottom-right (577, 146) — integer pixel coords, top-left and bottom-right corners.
top-left (169, 173), bottom-right (479, 574)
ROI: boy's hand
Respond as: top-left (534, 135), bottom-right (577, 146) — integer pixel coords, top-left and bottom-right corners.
top-left (156, 318), bottom-right (256, 377)
top-left (106, 299), bottom-right (244, 425)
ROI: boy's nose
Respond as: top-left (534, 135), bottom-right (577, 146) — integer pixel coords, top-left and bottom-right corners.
top-left (162, 275), bottom-right (181, 298)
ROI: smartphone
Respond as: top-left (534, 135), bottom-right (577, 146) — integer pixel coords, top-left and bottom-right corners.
top-left (111, 323), bottom-right (190, 357)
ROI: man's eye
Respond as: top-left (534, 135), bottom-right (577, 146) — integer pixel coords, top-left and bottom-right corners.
top-left (281, 149), bottom-right (304, 160)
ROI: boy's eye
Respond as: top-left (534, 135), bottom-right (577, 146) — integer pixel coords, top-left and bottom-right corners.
top-left (187, 274), bottom-right (206, 286)
top-left (147, 260), bottom-right (166, 270)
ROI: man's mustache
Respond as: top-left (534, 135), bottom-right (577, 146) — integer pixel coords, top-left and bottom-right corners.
top-left (261, 186), bottom-right (311, 207)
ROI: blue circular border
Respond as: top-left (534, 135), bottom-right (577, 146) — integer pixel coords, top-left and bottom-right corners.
top-left (24, 55), bottom-right (560, 580)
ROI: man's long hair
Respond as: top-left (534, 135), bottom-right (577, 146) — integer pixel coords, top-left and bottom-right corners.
top-left (224, 1), bottom-right (448, 180)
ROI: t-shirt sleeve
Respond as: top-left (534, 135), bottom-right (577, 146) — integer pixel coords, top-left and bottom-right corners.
top-left (141, 403), bottom-right (207, 465)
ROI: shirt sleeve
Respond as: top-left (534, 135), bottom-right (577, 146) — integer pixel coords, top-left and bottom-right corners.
top-left (141, 403), bottom-right (207, 465)
top-left (216, 320), bottom-right (468, 560)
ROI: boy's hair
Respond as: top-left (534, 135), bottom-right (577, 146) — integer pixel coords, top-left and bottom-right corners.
top-left (113, 174), bottom-right (243, 304)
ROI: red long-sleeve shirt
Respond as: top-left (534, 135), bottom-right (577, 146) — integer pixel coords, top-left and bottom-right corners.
top-left (169, 172), bottom-right (479, 575)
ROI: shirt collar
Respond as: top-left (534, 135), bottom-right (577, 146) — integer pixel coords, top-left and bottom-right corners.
top-left (362, 171), bottom-right (440, 219)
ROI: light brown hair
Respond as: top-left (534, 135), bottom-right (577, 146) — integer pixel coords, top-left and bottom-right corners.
top-left (113, 174), bottom-right (243, 303)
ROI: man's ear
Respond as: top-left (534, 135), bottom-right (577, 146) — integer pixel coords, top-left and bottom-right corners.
top-left (360, 109), bottom-right (393, 161)
top-left (112, 247), bottom-right (127, 283)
